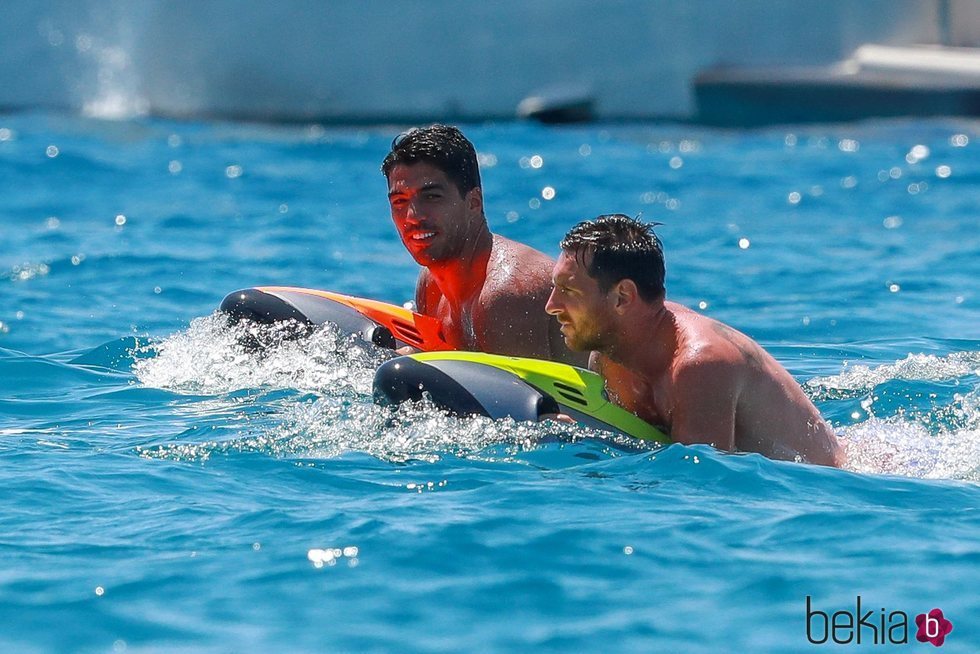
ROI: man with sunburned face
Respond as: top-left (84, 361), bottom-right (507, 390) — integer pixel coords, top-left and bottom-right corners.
top-left (382, 125), bottom-right (584, 365)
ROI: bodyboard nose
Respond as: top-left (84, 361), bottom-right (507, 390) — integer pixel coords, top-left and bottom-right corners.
top-left (374, 355), bottom-right (559, 421)
top-left (218, 287), bottom-right (396, 349)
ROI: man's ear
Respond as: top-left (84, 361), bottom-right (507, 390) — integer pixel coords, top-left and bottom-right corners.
top-left (612, 279), bottom-right (639, 314)
top-left (466, 186), bottom-right (484, 214)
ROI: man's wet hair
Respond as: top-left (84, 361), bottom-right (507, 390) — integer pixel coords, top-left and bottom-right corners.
top-left (381, 124), bottom-right (482, 197)
top-left (560, 214), bottom-right (666, 301)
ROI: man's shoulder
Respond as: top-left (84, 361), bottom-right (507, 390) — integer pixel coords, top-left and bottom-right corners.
top-left (485, 236), bottom-right (554, 296)
top-left (492, 234), bottom-right (555, 267)
top-left (675, 309), bottom-right (751, 357)
top-left (672, 327), bottom-right (744, 377)
top-left (480, 278), bottom-right (548, 315)
top-left (669, 317), bottom-right (753, 397)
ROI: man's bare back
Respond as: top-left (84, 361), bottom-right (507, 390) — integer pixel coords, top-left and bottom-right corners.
top-left (594, 302), bottom-right (843, 466)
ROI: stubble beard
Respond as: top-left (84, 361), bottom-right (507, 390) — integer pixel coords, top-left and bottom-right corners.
top-left (565, 320), bottom-right (612, 353)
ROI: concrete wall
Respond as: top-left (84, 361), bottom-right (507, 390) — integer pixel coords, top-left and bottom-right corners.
top-left (0, 0), bottom-right (964, 121)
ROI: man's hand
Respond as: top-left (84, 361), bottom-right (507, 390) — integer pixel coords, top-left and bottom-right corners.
top-left (540, 413), bottom-right (577, 425)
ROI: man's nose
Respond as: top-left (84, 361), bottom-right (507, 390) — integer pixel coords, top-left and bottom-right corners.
top-left (403, 200), bottom-right (424, 224)
top-left (544, 287), bottom-right (561, 315)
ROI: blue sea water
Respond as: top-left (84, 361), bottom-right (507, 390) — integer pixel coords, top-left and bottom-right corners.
top-left (1, 113), bottom-right (978, 653)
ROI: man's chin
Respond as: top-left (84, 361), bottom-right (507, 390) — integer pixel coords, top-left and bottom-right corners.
top-left (563, 330), bottom-right (603, 353)
top-left (406, 246), bottom-right (440, 266)
top-left (562, 333), bottom-right (590, 353)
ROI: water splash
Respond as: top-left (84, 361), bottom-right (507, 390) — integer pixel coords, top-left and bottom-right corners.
top-left (134, 379), bottom-right (647, 465)
top-left (277, 397), bottom-right (645, 463)
top-left (840, 409), bottom-right (980, 481)
top-left (138, 392), bottom-right (644, 465)
top-left (132, 313), bottom-right (647, 464)
top-left (807, 350), bottom-right (980, 399)
top-left (133, 313), bottom-right (387, 396)
top-left (71, 3), bottom-right (150, 120)
top-left (811, 350), bottom-right (980, 480)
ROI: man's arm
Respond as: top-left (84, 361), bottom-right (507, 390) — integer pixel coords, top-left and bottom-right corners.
top-left (395, 270), bottom-right (435, 356)
top-left (667, 359), bottom-right (739, 451)
top-left (414, 269), bottom-right (432, 315)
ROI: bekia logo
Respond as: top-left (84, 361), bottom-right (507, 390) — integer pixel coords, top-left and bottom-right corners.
top-left (915, 609), bottom-right (954, 647)
top-left (806, 596), bottom-right (954, 647)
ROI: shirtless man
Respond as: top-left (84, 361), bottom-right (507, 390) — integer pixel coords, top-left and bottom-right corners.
top-left (544, 214), bottom-right (843, 466)
top-left (382, 125), bottom-right (584, 365)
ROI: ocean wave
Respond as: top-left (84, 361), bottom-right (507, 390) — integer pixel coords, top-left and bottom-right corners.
top-left (807, 350), bottom-right (980, 398)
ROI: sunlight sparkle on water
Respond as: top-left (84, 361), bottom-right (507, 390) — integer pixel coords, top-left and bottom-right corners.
top-left (906, 144), bottom-right (930, 164)
top-left (679, 139), bottom-right (700, 153)
top-left (520, 154), bottom-right (544, 169)
top-left (307, 546), bottom-right (359, 569)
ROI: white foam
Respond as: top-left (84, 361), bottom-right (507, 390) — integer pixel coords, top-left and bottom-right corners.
top-left (133, 313), bottom-right (385, 396)
top-left (838, 387), bottom-right (980, 481)
top-left (138, 390), bottom-right (636, 464)
top-left (133, 313), bottom-right (640, 463)
top-left (807, 351), bottom-right (980, 396)
top-left (274, 397), bottom-right (623, 463)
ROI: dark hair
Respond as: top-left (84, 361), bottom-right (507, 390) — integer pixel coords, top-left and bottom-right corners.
top-left (381, 124), bottom-right (482, 197)
top-left (560, 214), bottom-right (666, 301)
